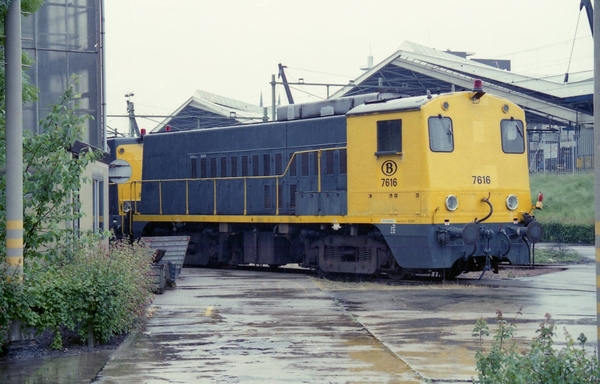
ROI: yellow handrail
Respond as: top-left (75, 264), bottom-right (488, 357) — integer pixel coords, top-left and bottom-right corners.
top-left (122, 146), bottom-right (345, 217)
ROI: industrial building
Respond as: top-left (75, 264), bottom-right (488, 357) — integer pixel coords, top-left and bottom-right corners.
top-left (21, 0), bottom-right (108, 234)
top-left (154, 41), bottom-right (593, 174)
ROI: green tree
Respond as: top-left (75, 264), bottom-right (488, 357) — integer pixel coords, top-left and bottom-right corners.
top-left (0, 76), bottom-right (102, 261)
top-left (0, 1), bottom-right (155, 351)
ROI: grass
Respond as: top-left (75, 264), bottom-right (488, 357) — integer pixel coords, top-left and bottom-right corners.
top-left (529, 172), bottom-right (594, 225)
top-left (534, 245), bottom-right (591, 264)
top-left (310, 277), bottom-right (484, 291)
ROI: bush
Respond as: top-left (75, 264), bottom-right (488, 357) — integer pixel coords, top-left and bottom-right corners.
top-left (473, 309), bottom-right (600, 383)
top-left (540, 222), bottom-right (594, 245)
top-left (1, 236), bottom-right (155, 350)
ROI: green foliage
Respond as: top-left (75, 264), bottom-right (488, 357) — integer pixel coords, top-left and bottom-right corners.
top-left (473, 310), bottom-right (600, 383)
top-left (529, 173), bottom-right (594, 226)
top-left (534, 246), bottom-right (590, 264)
top-left (4, 237), bottom-right (154, 350)
top-left (529, 173), bottom-right (594, 244)
top-left (0, 76), bottom-right (102, 260)
top-left (0, 0), bottom-right (43, 106)
top-left (540, 222), bottom-right (594, 245)
top-left (0, 0), bottom-right (44, 16)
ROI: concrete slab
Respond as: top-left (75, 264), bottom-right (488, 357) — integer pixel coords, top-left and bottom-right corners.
top-left (94, 252), bottom-right (597, 383)
top-left (95, 269), bottom-right (423, 383)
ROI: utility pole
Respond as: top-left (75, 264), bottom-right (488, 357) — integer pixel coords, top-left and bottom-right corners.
top-left (125, 93), bottom-right (140, 137)
top-left (594, 0), bottom-right (600, 361)
top-left (5, 0), bottom-right (23, 284)
top-left (271, 74), bottom-right (276, 122)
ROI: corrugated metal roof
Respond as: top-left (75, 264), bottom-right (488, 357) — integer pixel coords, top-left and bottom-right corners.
top-left (332, 41), bottom-right (592, 127)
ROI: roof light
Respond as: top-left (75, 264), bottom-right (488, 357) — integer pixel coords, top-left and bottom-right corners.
top-left (140, 128), bottom-right (146, 136)
top-left (471, 79), bottom-right (485, 101)
top-left (165, 125), bottom-right (172, 132)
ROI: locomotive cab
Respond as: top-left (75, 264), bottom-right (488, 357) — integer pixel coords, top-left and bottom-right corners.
top-left (346, 82), bottom-right (540, 277)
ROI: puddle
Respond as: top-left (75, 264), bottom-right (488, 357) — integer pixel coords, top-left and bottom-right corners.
top-left (0, 350), bottom-right (112, 384)
top-left (345, 336), bottom-right (423, 383)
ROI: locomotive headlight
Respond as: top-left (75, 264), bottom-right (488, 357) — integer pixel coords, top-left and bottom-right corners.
top-left (445, 195), bottom-right (458, 211)
top-left (506, 194), bottom-right (518, 211)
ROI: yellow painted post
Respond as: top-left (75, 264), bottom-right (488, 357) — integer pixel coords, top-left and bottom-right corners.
top-left (5, 0), bottom-right (23, 285)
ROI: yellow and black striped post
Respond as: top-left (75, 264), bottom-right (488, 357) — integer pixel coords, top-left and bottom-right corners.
top-left (5, 0), bottom-right (23, 283)
top-left (5, 221), bottom-right (23, 282)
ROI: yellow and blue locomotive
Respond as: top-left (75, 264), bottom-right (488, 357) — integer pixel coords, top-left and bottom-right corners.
top-left (110, 81), bottom-right (541, 278)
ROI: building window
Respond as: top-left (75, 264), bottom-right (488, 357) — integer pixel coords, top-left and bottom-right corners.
top-left (376, 119), bottom-right (402, 154)
top-left (92, 178), bottom-right (104, 232)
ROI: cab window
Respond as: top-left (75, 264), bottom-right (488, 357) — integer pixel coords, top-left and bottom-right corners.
top-left (501, 119), bottom-right (525, 153)
top-left (376, 119), bottom-right (402, 155)
top-left (428, 116), bottom-right (454, 152)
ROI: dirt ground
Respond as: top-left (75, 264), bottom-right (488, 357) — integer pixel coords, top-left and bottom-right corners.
top-left (0, 329), bottom-right (128, 362)
top-left (460, 265), bottom-right (566, 280)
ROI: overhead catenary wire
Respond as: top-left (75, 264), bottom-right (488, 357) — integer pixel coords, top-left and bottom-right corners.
top-left (564, 9), bottom-right (583, 83)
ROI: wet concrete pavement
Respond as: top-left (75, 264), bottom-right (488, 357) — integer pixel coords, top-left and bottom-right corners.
top-left (93, 250), bottom-right (597, 384)
top-left (0, 244), bottom-right (596, 383)
top-left (95, 269), bottom-right (423, 383)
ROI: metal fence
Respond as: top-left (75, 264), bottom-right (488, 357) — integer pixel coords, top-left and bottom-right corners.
top-left (527, 127), bottom-right (594, 174)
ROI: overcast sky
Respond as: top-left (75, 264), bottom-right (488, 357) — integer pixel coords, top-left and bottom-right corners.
top-left (104, 0), bottom-right (594, 134)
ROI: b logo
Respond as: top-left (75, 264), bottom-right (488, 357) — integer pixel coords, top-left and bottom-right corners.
top-left (381, 160), bottom-right (397, 176)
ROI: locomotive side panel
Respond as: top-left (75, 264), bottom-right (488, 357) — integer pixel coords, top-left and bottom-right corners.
top-left (139, 116), bottom-right (348, 218)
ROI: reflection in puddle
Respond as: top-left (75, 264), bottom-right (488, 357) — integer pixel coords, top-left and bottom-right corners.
top-left (345, 336), bottom-right (423, 383)
top-left (0, 350), bottom-right (111, 384)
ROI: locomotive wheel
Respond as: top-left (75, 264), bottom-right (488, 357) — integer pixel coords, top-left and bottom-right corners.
top-left (388, 266), bottom-right (406, 280)
top-left (441, 268), bottom-right (460, 280)
top-left (318, 267), bottom-right (330, 278)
